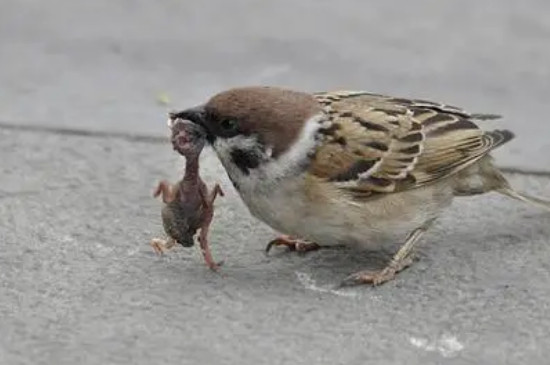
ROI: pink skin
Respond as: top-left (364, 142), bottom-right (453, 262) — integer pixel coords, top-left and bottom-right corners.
top-left (151, 120), bottom-right (224, 271)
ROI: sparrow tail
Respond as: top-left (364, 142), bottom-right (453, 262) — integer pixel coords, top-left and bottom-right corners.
top-left (497, 187), bottom-right (550, 212)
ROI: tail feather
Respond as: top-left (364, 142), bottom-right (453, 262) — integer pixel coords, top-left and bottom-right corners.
top-left (471, 113), bottom-right (502, 121)
top-left (498, 187), bottom-right (550, 212)
top-left (486, 129), bottom-right (515, 151)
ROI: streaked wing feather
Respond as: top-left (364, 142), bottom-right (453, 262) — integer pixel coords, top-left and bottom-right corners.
top-left (311, 91), bottom-right (513, 198)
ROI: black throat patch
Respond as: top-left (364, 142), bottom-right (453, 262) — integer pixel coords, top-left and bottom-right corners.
top-left (230, 148), bottom-right (262, 175)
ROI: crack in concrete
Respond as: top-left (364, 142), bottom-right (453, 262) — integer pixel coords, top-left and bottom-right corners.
top-left (0, 183), bottom-right (83, 200)
top-left (0, 122), bottom-right (167, 144)
top-left (2, 121), bottom-right (550, 177)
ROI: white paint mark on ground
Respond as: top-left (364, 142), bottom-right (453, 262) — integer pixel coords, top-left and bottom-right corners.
top-left (409, 334), bottom-right (464, 358)
top-left (295, 271), bottom-right (358, 298)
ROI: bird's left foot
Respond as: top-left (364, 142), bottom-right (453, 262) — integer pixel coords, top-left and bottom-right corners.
top-left (265, 235), bottom-right (321, 254)
top-left (150, 238), bottom-right (176, 255)
top-left (339, 219), bottom-right (434, 287)
top-left (339, 256), bottom-right (413, 287)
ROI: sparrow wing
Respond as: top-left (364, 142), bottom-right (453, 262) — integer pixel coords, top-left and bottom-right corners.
top-left (310, 91), bottom-right (513, 198)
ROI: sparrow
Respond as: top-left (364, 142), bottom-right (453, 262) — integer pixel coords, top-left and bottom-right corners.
top-left (150, 119), bottom-right (224, 271)
top-left (168, 86), bottom-right (550, 286)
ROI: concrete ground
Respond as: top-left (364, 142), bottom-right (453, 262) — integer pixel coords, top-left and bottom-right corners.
top-left (1, 1), bottom-right (550, 364)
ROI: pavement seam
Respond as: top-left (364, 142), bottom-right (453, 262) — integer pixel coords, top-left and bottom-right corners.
top-left (0, 122), bottom-right (167, 144)
top-left (2, 122), bottom-right (550, 177)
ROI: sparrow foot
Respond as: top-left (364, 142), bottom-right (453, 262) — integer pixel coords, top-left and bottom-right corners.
top-left (265, 235), bottom-right (321, 254)
top-left (339, 256), bottom-right (414, 287)
top-left (339, 218), bottom-right (435, 287)
top-left (150, 238), bottom-right (176, 255)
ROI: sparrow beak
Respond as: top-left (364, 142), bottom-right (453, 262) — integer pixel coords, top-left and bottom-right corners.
top-left (168, 105), bottom-right (206, 128)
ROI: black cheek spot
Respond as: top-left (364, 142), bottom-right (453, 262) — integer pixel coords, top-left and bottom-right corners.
top-left (230, 148), bottom-right (261, 175)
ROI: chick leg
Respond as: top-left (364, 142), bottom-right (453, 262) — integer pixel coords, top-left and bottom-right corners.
top-left (197, 211), bottom-right (222, 271)
top-left (340, 219), bottom-right (435, 287)
top-left (196, 184), bottom-right (224, 271)
top-left (150, 237), bottom-right (177, 255)
top-left (150, 181), bottom-right (177, 255)
top-left (209, 183), bottom-right (225, 204)
top-left (265, 235), bottom-right (321, 254)
top-left (153, 180), bottom-right (176, 203)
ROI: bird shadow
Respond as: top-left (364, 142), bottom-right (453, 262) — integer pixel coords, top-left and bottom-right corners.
top-left (260, 244), bottom-right (397, 285)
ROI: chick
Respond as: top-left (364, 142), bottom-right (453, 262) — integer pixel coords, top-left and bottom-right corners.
top-left (150, 119), bottom-right (224, 271)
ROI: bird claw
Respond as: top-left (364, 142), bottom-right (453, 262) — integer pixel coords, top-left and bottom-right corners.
top-left (150, 238), bottom-right (175, 255)
top-left (265, 235), bottom-right (320, 254)
top-left (338, 256), bottom-right (413, 287)
top-left (207, 260), bottom-right (224, 272)
top-left (339, 268), bottom-right (395, 287)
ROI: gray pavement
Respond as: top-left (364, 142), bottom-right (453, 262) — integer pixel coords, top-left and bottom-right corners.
top-left (1, 0), bottom-right (550, 170)
top-left (1, 1), bottom-right (550, 364)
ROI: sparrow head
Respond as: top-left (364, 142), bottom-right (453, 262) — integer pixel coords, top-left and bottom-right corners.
top-left (170, 86), bottom-right (324, 178)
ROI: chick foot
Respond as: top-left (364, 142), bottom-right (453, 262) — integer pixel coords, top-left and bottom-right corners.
top-left (150, 238), bottom-right (176, 255)
top-left (198, 233), bottom-right (223, 271)
top-left (265, 235), bottom-right (321, 254)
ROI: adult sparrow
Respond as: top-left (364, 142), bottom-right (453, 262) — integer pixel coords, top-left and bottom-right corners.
top-left (169, 87), bottom-right (549, 286)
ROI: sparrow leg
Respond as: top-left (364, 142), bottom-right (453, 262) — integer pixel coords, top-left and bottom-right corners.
top-left (265, 235), bottom-right (321, 254)
top-left (150, 237), bottom-right (177, 255)
top-left (340, 219), bottom-right (435, 287)
top-left (153, 180), bottom-right (176, 203)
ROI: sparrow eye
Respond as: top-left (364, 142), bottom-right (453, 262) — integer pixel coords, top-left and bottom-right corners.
top-left (220, 119), bottom-right (238, 132)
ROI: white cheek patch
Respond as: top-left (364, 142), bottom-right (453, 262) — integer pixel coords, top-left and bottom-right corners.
top-left (263, 113), bottom-right (325, 180)
top-left (213, 113), bottom-right (326, 191)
